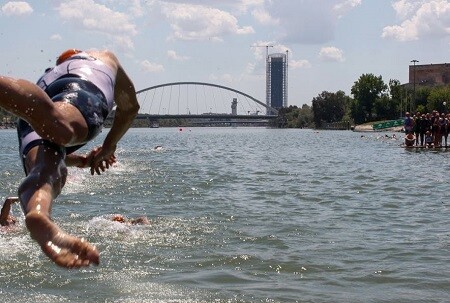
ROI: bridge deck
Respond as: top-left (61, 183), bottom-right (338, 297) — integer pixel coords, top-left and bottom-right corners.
top-left (135, 114), bottom-right (278, 120)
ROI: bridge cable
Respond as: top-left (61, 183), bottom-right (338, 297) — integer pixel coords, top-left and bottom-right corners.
top-left (186, 84), bottom-right (189, 114)
top-left (195, 85), bottom-right (199, 115)
top-left (167, 85), bottom-right (172, 114)
top-left (211, 88), bottom-right (217, 113)
top-left (177, 84), bottom-right (181, 115)
top-left (203, 85), bottom-right (208, 114)
top-left (158, 86), bottom-right (165, 115)
top-left (149, 88), bottom-right (157, 114)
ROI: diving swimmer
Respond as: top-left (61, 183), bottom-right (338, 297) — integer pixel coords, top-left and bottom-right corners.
top-left (0, 49), bottom-right (139, 268)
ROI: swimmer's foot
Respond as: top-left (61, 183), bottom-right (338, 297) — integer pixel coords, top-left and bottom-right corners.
top-left (25, 211), bottom-right (99, 268)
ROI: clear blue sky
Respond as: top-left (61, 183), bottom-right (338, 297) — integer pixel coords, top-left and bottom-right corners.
top-left (1, 0), bottom-right (449, 108)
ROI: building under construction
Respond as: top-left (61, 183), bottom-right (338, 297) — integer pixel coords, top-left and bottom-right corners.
top-left (266, 52), bottom-right (288, 114)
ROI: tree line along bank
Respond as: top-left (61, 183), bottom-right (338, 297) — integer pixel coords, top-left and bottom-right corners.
top-left (276, 73), bottom-right (450, 129)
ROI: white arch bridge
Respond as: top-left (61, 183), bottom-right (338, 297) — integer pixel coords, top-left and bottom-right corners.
top-left (134, 82), bottom-right (279, 123)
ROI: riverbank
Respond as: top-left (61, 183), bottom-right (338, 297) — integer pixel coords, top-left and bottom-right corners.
top-left (353, 122), bottom-right (403, 133)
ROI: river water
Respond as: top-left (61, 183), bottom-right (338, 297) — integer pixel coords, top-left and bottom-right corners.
top-left (0, 128), bottom-right (448, 303)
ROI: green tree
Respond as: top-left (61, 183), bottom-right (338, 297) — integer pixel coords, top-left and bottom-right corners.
top-left (388, 79), bottom-right (404, 117)
top-left (414, 86), bottom-right (432, 112)
top-left (285, 106), bottom-right (301, 128)
top-left (351, 73), bottom-right (388, 123)
top-left (427, 85), bottom-right (450, 113)
top-left (297, 104), bottom-right (313, 128)
top-left (271, 105), bottom-right (314, 128)
top-left (373, 95), bottom-right (397, 120)
top-left (312, 90), bottom-right (347, 127)
top-left (0, 109), bottom-right (16, 126)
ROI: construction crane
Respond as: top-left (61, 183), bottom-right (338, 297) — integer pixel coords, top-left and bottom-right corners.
top-left (250, 44), bottom-right (273, 61)
top-left (250, 44), bottom-right (273, 111)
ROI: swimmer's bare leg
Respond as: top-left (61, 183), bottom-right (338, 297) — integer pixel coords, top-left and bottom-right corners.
top-left (0, 76), bottom-right (88, 146)
top-left (20, 146), bottom-right (99, 268)
top-left (25, 212), bottom-right (99, 268)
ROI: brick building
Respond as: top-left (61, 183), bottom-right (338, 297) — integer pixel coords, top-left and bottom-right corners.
top-left (409, 63), bottom-right (450, 86)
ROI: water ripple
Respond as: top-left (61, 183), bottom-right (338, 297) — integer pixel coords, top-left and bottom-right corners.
top-left (0, 129), bottom-right (449, 302)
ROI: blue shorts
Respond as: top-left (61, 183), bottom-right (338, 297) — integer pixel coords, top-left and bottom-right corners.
top-left (17, 76), bottom-right (109, 171)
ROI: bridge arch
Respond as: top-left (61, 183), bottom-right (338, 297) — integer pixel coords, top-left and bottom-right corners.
top-left (136, 81), bottom-right (278, 115)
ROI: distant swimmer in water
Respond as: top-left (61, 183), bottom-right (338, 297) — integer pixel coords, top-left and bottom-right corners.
top-left (0, 49), bottom-right (139, 268)
top-left (0, 197), bottom-right (19, 227)
top-left (404, 133), bottom-right (415, 147)
top-left (154, 145), bottom-right (163, 151)
top-left (111, 214), bottom-right (150, 225)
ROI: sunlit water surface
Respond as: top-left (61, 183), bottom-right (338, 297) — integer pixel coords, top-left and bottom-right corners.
top-left (0, 128), bottom-right (449, 303)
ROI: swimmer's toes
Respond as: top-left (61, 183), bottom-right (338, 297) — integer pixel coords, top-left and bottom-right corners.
top-left (49, 250), bottom-right (74, 268)
top-left (87, 249), bottom-right (100, 265)
top-left (72, 239), bottom-right (100, 265)
top-left (42, 235), bottom-right (99, 268)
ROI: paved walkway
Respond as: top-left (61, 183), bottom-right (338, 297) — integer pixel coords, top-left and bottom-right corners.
top-left (353, 124), bottom-right (403, 132)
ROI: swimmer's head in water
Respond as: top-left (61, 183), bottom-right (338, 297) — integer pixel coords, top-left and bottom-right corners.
top-left (56, 49), bottom-right (82, 65)
top-left (112, 214), bottom-right (125, 223)
top-left (1, 215), bottom-right (16, 227)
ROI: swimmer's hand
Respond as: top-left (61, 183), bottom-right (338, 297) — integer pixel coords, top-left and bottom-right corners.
top-left (65, 147), bottom-right (116, 174)
top-left (4, 197), bottom-right (19, 204)
top-left (0, 197), bottom-right (19, 226)
top-left (89, 145), bottom-right (117, 175)
top-left (65, 153), bottom-right (90, 168)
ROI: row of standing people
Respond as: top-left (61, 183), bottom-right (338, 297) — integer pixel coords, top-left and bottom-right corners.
top-left (404, 111), bottom-right (450, 147)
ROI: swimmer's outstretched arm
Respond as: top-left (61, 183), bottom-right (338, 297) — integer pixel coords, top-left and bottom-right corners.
top-left (89, 54), bottom-right (139, 175)
top-left (65, 147), bottom-right (116, 172)
top-left (0, 197), bottom-right (18, 226)
top-left (65, 153), bottom-right (89, 168)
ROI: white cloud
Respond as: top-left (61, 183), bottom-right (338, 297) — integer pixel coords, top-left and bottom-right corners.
top-left (128, 0), bottom-right (145, 18)
top-left (1, 1), bottom-right (33, 16)
top-left (250, 41), bottom-right (309, 71)
top-left (238, 0), bottom-right (265, 12)
top-left (249, 41), bottom-right (310, 74)
top-left (382, 0), bottom-right (450, 41)
top-left (141, 60), bottom-right (165, 73)
top-left (382, 20), bottom-right (419, 41)
top-left (158, 0), bottom-right (263, 14)
top-left (333, 0), bottom-right (362, 18)
top-left (252, 8), bottom-right (278, 25)
top-left (167, 50), bottom-right (190, 61)
top-left (245, 62), bottom-right (257, 74)
top-left (148, 1), bottom-right (362, 46)
top-left (113, 36), bottom-right (135, 52)
top-left (56, 0), bottom-right (137, 49)
top-left (50, 34), bottom-right (62, 41)
top-left (250, 40), bottom-right (277, 61)
top-left (290, 59), bottom-right (312, 69)
top-left (319, 46), bottom-right (345, 62)
top-left (265, 0), bottom-right (360, 44)
top-left (161, 3), bottom-right (254, 41)
top-left (272, 43), bottom-right (290, 54)
top-left (391, 0), bottom-right (424, 19)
